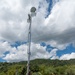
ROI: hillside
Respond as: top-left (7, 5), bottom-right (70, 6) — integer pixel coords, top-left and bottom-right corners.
top-left (0, 59), bottom-right (75, 75)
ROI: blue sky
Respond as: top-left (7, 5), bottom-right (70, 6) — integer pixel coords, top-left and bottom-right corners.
top-left (0, 0), bottom-right (75, 62)
top-left (57, 44), bottom-right (75, 57)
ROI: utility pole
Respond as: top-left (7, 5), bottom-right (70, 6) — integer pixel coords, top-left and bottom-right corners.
top-left (26, 7), bottom-right (36, 75)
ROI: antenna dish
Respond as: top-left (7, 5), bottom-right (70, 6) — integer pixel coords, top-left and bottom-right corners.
top-left (30, 7), bottom-right (36, 13)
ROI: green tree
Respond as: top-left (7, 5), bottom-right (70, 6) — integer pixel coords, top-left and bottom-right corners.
top-left (65, 66), bottom-right (75, 75)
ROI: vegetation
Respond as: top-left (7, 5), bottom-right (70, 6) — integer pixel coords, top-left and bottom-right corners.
top-left (0, 59), bottom-right (75, 75)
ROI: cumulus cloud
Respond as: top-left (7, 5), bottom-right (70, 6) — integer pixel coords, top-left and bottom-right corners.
top-left (0, 0), bottom-right (48, 42)
top-left (0, 41), bottom-right (11, 57)
top-left (60, 52), bottom-right (75, 60)
top-left (3, 44), bottom-right (28, 62)
top-left (46, 0), bottom-right (75, 43)
top-left (31, 0), bottom-right (75, 50)
top-left (0, 0), bottom-right (75, 61)
top-left (3, 43), bottom-right (57, 62)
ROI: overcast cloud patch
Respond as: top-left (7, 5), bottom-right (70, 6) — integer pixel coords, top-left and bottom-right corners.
top-left (0, 0), bottom-right (75, 61)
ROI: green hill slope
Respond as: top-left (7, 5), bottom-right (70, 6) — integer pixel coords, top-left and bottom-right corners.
top-left (0, 59), bottom-right (75, 75)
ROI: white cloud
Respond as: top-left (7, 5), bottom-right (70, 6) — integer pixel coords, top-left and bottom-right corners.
top-left (0, 0), bottom-right (75, 46)
top-left (0, 0), bottom-right (75, 61)
top-left (43, 0), bottom-right (75, 49)
top-left (0, 0), bottom-right (49, 42)
top-left (0, 41), bottom-right (11, 57)
top-left (60, 52), bottom-right (75, 60)
top-left (30, 0), bottom-right (75, 50)
top-left (3, 44), bottom-right (28, 62)
top-left (3, 42), bottom-right (58, 62)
